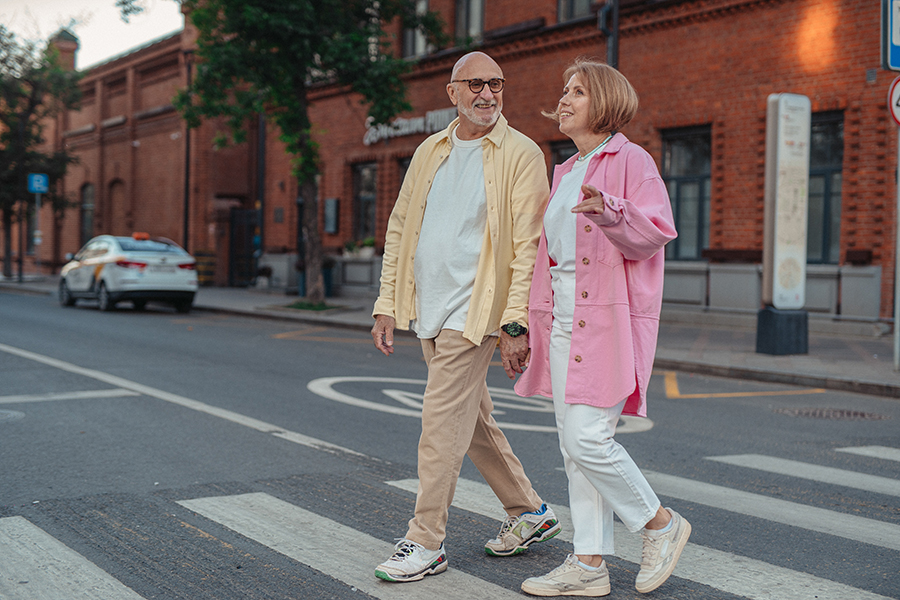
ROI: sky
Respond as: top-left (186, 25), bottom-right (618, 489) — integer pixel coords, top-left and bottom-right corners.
top-left (2, 0), bottom-right (185, 70)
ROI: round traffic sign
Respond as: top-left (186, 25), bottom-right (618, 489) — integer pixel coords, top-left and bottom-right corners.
top-left (889, 76), bottom-right (900, 126)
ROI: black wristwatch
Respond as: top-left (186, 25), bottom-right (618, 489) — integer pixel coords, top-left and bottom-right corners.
top-left (501, 322), bottom-right (528, 337)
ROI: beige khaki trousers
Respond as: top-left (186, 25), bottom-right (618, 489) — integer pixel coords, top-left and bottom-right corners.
top-left (405, 328), bottom-right (544, 550)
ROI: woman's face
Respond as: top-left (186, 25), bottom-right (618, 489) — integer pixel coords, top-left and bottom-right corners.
top-left (557, 73), bottom-right (592, 139)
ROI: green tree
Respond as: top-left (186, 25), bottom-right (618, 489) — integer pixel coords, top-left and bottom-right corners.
top-left (122, 0), bottom-right (445, 303)
top-left (0, 27), bottom-right (81, 278)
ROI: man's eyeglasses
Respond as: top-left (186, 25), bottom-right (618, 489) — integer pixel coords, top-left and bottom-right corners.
top-left (452, 78), bottom-right (505, 94)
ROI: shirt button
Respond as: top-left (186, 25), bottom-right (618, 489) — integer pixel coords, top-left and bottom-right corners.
top-left (578, 320), bottom-right (586, 328)
top-left (582, 257), bottom-right (590, 265)
top-left (584, 225), bottom-right (592, 232)
top-left (574, 355), bottom-right (582, 362)
top-left (581, 291), bottom-right (588, 299)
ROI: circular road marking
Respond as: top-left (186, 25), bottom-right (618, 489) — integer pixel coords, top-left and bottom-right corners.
top-left (307, 376), bottom-right (652, 434)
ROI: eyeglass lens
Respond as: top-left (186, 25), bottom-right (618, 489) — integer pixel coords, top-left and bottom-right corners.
top-left (468, 78), bottom-right (504, 93)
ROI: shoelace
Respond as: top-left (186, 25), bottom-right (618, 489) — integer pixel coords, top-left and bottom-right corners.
top-left (547, 555), bottom-right (579, 576)
top-left (497, 515), bottom-right (521, 536)
top-left (389, 540), bottom-right (420, 562)
top-left (640, 532), bottom-right (662, 566)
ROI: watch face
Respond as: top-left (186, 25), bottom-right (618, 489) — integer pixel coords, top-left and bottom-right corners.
top-left (503, 323), bottom-right (526, 337)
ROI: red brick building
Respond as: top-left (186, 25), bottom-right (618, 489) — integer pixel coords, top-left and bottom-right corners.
top-left (12, 0), bottom-right (895, 321)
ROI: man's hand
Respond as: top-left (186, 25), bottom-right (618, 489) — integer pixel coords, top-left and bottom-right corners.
top-left (372, 314), bottom-right (396, 356)
top-left (572, 184), bottom-right (605, 215)
top-left (499, 330), bottom-right (530, 379)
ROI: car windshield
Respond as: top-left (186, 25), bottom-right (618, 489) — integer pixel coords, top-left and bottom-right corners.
top-left (116, 238), bottom-right (185, 253)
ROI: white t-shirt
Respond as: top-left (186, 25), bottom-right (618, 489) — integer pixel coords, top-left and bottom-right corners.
top-left (413, 127), bottom-right (487, 338)
top-left (544, 157), bottom-right (591, 331)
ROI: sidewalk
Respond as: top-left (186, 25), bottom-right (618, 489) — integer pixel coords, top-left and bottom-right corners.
top-left (4, 274), bottom-right (900, 399)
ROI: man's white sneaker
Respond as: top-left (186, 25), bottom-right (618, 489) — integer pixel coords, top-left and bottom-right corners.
top-left (635, 508), bottom-right (691, 593)
top-left (374, 539), bottom-right (447, 583)
top-left (521, 554), bottom-right (611, 597)
top-left (485, 503), bottom-right (562, 556)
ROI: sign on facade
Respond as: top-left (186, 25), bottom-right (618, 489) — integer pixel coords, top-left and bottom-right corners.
top-left (762, 94), bottom-right (811, 311)
top-left (363, 107), bottom-right (458, 146)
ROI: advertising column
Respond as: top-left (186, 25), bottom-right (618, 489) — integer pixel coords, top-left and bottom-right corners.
top-left (758, 93), bottom-right (811, 355)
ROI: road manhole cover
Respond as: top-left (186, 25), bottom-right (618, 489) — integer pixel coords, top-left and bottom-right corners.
top-left (773, 407), bottom-right (891, 420)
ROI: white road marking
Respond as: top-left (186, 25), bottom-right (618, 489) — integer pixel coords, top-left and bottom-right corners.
top-left (0, 516), bottom-right (145, 600)
top-left (0, 342), bottom-right (364, 458)
top-left (644, 470), bottom-right (900, 552)
top-left (0, 388), bottom-right (141, 405)
top-left (178, 492), bottom-right (522, 600)
top-left (706, 454), bottom-right (900, 497)
top-left (388, 478), bottom-right (893, 600)
top-left (836, 445), bottom-right (900, 463)
top-left (306, 375), bottom-right (653, 434)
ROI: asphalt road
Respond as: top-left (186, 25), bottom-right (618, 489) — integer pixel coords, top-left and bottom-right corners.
top-left (1, 290), bottom-right (898, 600)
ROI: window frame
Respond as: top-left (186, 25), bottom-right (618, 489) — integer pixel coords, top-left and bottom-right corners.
top-left (352, 162), bottom-right (378, 243)
top-left (661, 125), bottom-right (712, 261)
top-left (806, 111), bottom-right (844, 265)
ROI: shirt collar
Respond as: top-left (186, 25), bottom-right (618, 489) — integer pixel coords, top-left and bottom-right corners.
top-left (438, 114), bottom-right (509, 147)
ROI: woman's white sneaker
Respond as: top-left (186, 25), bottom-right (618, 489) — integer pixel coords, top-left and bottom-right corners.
top-left (521, 554), bottom-right (611, 597)
top-left (635, 508), bottom-right (691, 593)
top-left (374, 539), bottom-right (447, 582)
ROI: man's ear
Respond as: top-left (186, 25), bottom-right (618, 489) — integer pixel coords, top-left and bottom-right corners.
top-left (447, 83), bottom-right (459, 106)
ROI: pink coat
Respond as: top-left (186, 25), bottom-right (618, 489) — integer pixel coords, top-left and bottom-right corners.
top-left (514, 134), bottom-right (677, 417)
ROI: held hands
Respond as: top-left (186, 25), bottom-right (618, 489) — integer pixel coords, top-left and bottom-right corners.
top-left (371, 314), bottom-right (396, 356)
top-left (499, 331), bottom-right (530, 379)
top-left (571, 184), bottom-right (605, 215)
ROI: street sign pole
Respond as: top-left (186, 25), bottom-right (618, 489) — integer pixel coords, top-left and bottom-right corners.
top-left (884, 1), bottom-right (900, 368)
top-left (26, 173), bottom-right (49, 279)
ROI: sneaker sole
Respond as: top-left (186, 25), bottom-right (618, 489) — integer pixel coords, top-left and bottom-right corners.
top-left (375, 559), bottom-right (448, 583)
top-left (521, 580), bottom-right (611, 597)
top-left (635, 518), bottom-right (692, 594)
top-left (485, 520), bottom-right (562, 557)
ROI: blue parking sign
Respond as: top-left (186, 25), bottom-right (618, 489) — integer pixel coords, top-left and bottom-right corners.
top-left (28, 173), bottom-right (49, 194)
top-left (884, 0), bottom-right (900, 71)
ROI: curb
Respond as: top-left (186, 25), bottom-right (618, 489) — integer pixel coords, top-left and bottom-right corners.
top-left (653, 358), bottom-right (900, 399)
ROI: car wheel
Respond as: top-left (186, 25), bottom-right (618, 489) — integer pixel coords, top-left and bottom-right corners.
top-left (98, 282), bottom-right (116, 311)
top-left (133, 300), bottom-right (147, 311)
top-left (174, 300), bottom-right (192, 314)
top-left (59, 279), bottom-right (76, 307)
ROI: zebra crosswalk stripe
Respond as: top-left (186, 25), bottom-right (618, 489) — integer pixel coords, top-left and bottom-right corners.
top-left (0, 516), bottom-right (145, 600)
top-left (387, 477), bottom-right (894, 600)
top-left (644, 470), bottom-right (900, 552)
top-left (836, 445), bottom-right (900, 463)
top-left (178, 492), bottom-right (523, 600)
top-left (705, 454), bottom-right (900, 497)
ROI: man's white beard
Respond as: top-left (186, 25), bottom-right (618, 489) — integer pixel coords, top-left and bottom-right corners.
top-left (458, 100), bottom-right (500, 128)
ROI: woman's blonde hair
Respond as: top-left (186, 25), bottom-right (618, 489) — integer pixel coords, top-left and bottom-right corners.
top-left (543, 58), bottom-right (639, 133)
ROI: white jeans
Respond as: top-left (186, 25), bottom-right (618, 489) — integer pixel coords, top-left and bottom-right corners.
top-left (550, 325), bottom-right (661, 555)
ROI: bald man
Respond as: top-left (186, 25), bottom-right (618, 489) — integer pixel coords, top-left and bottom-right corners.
top-left (372, 51), bottom-right (556, 583)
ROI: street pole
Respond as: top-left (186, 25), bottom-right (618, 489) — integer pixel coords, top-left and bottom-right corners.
top-left (34, 192), bottom-right (41, 270)
top-left (895, 129), bottom-right (900, 370)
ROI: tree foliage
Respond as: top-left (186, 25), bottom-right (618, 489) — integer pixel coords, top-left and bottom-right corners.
top-left (119, 0), bottom-right (446, 302)
top-left (0, 26), bottom-right (81, 277)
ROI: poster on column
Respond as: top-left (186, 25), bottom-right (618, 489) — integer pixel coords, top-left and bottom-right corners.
top-left (762, 93), bottom-right (811, 310)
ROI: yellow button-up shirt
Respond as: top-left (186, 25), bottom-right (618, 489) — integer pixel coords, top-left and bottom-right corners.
top-left (373, 115), bottom-right (550, 345)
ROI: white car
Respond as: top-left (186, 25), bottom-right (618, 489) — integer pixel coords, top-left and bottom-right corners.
top-left (59, 233), bottom-right (198, 312)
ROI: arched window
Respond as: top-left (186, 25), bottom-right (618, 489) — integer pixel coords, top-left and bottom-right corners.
top-left (80, 183), bottom-right (95, 246)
